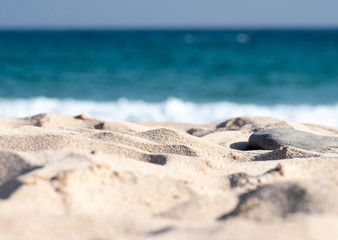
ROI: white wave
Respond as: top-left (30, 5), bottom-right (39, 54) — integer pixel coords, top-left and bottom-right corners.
top-left (0, 97), bottom-right (337, 127)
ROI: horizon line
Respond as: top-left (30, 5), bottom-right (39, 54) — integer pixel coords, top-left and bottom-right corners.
top-left (1, 24), bottom-right (338, 31)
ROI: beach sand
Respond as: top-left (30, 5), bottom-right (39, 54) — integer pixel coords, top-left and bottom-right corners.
top-left (0, 113), bottom-right (337, 239)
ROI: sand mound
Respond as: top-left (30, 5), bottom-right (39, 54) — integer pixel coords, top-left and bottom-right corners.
top-left (0, 113), bottom-right (336, 239)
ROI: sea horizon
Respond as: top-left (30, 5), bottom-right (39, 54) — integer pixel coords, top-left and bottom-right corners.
top-left (1, 26), bottom-right (338, 31)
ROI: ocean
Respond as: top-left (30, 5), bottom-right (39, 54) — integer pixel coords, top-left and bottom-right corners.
top-left (0, 30), bottom-right (337, 126)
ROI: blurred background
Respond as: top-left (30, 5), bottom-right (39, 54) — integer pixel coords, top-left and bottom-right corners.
top-left (0, 0), bottom-right (337, 126)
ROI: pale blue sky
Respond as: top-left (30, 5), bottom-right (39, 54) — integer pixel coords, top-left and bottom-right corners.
top-left (0, 0), bottom-right (337, 29)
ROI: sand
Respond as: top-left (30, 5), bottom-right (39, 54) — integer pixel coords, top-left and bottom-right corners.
top-left (0, 113), bottom-right (337, 239)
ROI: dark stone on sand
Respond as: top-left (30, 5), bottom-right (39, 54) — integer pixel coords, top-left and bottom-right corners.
top-left (186, 128), bottom-right (213, 137)
top-left (228, 172), bottom-right (251, 188)
top-left (218, 183), bottom-right (313, 221)
top-left (249, 128), bottom-right (338, 150)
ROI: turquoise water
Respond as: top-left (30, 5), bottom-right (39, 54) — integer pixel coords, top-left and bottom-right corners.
top-left (0, 30), bottom-right (337, 125)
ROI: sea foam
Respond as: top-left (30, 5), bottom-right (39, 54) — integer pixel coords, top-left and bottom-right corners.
top-left (0, 97), bottom-right (337, 127)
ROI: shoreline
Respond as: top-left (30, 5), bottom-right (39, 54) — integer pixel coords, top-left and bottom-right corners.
top-left (0, 113), bottom-right (337, 239)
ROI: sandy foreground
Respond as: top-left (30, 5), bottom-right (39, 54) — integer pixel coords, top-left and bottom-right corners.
top-left (0, 113), bottom-right (337, 240)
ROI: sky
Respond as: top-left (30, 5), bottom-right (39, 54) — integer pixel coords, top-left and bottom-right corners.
top-left (0, 0), bottom-right (337, 29)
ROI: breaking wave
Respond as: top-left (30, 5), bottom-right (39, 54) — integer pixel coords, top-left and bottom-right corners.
top-left (0, 97), bottom-right (337, 127)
